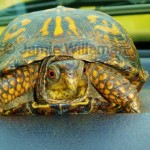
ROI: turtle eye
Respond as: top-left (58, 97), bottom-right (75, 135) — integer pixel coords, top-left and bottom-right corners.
top-left (47, 69), bottom-right (56, 79)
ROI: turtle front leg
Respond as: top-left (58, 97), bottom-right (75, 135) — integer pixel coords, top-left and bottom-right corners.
top-left (2, 90), bottom-right (34, 115)
top-left (86, 63), bottom-right (140, 113)
top-left (0, 62), bottom-right (40, 115)
top-left (2, 91), bottom-right (55, 115)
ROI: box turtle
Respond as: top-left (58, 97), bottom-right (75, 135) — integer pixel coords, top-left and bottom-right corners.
top-left (0, 6), bottom-right (148, 115)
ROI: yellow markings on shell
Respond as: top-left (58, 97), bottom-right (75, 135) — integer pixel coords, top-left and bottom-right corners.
top-left (17, 36), bottom-right (27, 44)
top-left (94, 24), bottom-right (120, 35)
top-left (73, 48), bottom-right (97, 58)
top-left (22, 49), bottom-right (47, 59)
top-left (87, 15), bottom-right (99, 23)
top-left (40, 18), bottom-right (52, 36)
top-left (54, 49), bottom-right (61, 55)
top-left (3, 28), bottom-right (26, 42)
top-left (54, 16), bottom-right (64, 36)
top-left (80, 48), bottom-right (86, 54)
top-left (65, 16), bottom-right (79, 36)
top-left (114, 37), bottom-right (119, 44)
top-left (21, 19), bottom-right (31, 26)
top-left (22, 50), bottom-right (36, 58)
top-left (102, 20), bottom-right (108, 26)
top-left (104, 34), bottom-right (110, 42)
top-left (37, 51), bottom-right (48, 59)
top-left (73, 49), bottom-right (84, 55)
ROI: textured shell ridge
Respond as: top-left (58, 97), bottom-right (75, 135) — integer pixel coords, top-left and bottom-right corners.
top-left (0, 6), bottom-right (143, 77)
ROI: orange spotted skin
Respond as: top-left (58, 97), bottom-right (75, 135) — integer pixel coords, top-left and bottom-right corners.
top-left (0, 63), bottom-right (39, 113)
top-left (0, 6), bottom-right (148, 115)
top-left (86, 63), bottom-right (140, 112)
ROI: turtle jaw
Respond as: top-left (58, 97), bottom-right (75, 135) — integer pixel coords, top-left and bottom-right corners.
top-left (46, 74), bottom-right (88, 102)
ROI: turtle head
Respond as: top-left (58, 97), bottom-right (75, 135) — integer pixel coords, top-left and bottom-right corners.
top-left (36, 58), bottom-right (88, 103)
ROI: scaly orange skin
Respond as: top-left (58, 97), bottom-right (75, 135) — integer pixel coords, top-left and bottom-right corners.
top-left (1, 59), bottom-right (140, 115)
top-left (0, 63), bottom-right (39, 114)
top-left (86, 63), bottom-right (140, 113)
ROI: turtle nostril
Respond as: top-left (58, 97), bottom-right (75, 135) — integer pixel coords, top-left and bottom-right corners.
top-left (68, 72), bottom-right (76, 78)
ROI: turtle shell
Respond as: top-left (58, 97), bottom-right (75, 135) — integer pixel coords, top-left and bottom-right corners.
top-left (0, 6), bottom-right (147, 83)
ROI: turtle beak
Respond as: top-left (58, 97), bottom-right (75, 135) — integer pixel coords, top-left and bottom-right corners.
top-left (65, 71), bottom-right (79, 92)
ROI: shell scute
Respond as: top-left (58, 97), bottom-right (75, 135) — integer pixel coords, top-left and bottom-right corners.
top-left (0, 6), bottom-right (147, 86)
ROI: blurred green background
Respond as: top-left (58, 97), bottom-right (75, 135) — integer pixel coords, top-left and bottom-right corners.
top-left (0, 0), bottom-right (150, 43)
